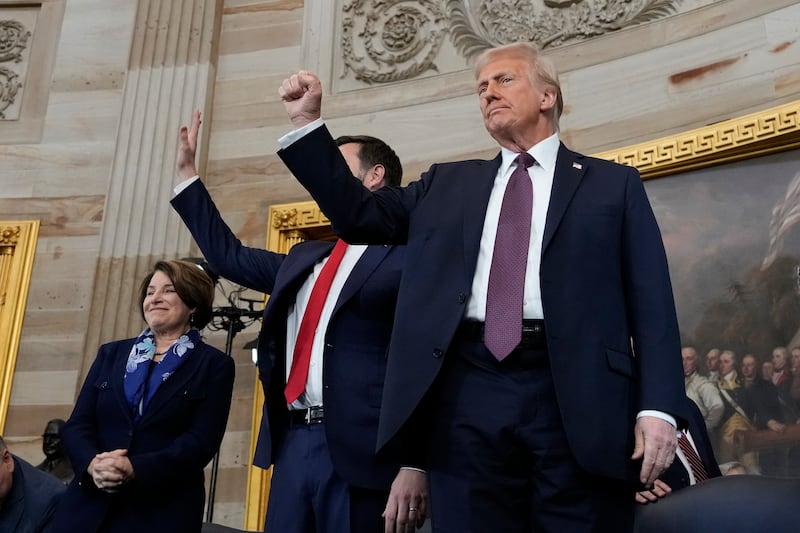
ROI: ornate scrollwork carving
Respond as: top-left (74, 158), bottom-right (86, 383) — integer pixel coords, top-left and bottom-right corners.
top-left (272, 208), bottom-right (298, 230)
top-left (0, 226), bottom-right (20, 247)
top-left (0, 20), bottom-right (30, 63)
top-left (447, 0), bottom-right (682, 60)
top-left (341, 0), bottom-right (446, 84)
top-left (0, 66), bottom-right (21, 120)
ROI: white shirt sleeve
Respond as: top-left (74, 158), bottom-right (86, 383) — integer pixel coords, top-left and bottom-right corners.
top-left (173, 176), bottom-right (200, 196)
top-left (637, 410), bottom-right (678, 431)
top-left (278, 118), bottom-right (325, 149)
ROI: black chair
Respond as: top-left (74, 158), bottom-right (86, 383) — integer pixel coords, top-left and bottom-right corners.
top-left (634, 475), bottom-right (800, 533)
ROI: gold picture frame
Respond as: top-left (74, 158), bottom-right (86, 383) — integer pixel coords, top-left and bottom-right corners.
top-left (595, 100), bottom-right (800, 180)
top-left (244, 99), bottom-right (800, 527)
top-left (0, 220), bottom-right (39, 434)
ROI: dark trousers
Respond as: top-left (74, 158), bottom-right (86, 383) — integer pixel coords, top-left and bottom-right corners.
top-left (426, 330), bottom-right (634, 533)
top-left (263, 423), bottom-right (388, 533)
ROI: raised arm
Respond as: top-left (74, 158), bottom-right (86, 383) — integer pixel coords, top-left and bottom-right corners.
top-left (171, 111), bottom-right (286, 294)
top-left (279, 70), bottom-right (323, 128)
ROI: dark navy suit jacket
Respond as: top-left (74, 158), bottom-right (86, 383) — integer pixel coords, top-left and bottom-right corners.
top-left (279, 125), bottom-right (687, 482)
top-left (54, 339), bottom-right (234, 533)
top-left (171, 179), bottom-right (404, 489)
top-left (0, 455), bottom-right (65, 533)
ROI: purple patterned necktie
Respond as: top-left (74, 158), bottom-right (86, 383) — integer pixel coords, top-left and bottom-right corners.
top-left (485, 152), bottom-right (535, 360)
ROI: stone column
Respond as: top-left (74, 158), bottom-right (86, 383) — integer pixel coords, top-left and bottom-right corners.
top-left (82, 0), bottom-right (221, 375)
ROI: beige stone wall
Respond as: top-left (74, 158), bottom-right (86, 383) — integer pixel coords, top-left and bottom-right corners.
top-left (1, 0), bottom-right (134, 441)
top-left (1, 0), bottom-right (799, 528)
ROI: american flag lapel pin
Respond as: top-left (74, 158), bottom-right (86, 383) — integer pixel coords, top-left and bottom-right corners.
top-left (572, 161), bottom-right (583, 170)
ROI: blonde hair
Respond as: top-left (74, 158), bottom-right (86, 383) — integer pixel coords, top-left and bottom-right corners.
top-left (473, 42), bottom-right (563, 130)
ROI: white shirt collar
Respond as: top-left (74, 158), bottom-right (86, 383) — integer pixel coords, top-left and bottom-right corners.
top-left (498, 133), bottom-right (560, 176)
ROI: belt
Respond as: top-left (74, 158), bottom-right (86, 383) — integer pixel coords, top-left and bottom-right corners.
top-left (288, 406), bottom-right (324, 426)
top-left (458, 319), bottom-right (547, 349)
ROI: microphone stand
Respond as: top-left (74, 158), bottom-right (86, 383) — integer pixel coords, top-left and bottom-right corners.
top-left (204, 299), bottom-right (262, 523)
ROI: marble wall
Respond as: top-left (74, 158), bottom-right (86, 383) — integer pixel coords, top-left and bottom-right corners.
top-left (0, 0), bottom-right (799, 527)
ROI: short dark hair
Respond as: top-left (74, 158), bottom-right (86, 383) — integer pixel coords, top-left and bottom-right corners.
top-left (335, 135), bottom-right (403, 187)
top-left (138, 260), bottom-right (215, 329)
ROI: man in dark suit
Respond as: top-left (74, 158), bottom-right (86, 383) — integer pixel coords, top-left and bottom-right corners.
top-left (171, 111), bottom-right (427, 533)
top-left (277, 42), bottom-right (686, 532)
top-left (0, 436), bottom-right (65, 533)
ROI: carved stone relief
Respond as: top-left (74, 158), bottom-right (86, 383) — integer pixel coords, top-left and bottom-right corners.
top-left (0, 66), bottom-right (20, 119)
top-left (341, 0), bottom-right (448, 84)
top-left (449, 0), bottom-right (684, 58)
top-left (0, 19), bottom-right (31, 120)
top-left (0, 19), bottom-right (29, 62)
top-left (340, 0), bottom-right (688, 84)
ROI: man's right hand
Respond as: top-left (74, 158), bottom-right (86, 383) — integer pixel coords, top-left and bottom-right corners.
top-left (279, 70), bottom-right (323, 128)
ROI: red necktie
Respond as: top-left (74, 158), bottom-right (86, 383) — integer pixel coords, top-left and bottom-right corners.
top-left (678, 431), bottom-right (709, 483)
top-left (284, 239), bottom-right (348, 404)
top-left (485, 153), bottom-right (535, 360)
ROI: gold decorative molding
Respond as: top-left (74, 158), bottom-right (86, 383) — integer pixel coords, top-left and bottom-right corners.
top-left (0, 225), bottom-right (20, 246)
top-left (270, 204), bottom-right (331, 232)
top-left (271, 208), bottom-right (298, 230)
top-left (0, 220), bottom-right (39, 435)
top-left (267, 201), bottom-right (335, 252)
top-left (594, 100), bottom-right (800, 180)
top-left (244, 381), bottom-right (270, 531)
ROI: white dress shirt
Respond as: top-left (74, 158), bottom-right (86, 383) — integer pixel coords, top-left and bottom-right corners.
top-left (675, 430), bottom-right (702, 485)
top-left (284, 243), bottom-right (366, 409)
top-left (465, 133), bottom-right (558, 320)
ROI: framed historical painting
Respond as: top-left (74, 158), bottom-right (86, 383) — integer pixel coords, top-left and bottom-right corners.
top-left (597, 99), bottom-right (800, 478)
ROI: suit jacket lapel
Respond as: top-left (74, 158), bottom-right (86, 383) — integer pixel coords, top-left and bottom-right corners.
top-left (333, 244), bottom-right (392, 316)
top-left (257, 241), bottom-right (335, 378)
top-left (463, 154), bottom-right (503, 276)
top-left (542, 143), bottom-right (586, 254)
top-left (111, 344), bottom-right (134, 425)
top-left (262, 241), bottom-right (334, 326)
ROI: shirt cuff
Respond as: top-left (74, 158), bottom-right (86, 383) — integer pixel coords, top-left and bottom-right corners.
top-left (174, 175), bottom-right (199, 196)
top-left (400, 466), bottom-right (427, 474)
top-left (637, 410), bottom-right (677, 430)
top-left (278, 118), bottom-right (325, 149)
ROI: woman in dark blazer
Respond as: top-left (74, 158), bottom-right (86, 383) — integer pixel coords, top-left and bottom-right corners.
top-left (52, 260), bottom-right (235, 533)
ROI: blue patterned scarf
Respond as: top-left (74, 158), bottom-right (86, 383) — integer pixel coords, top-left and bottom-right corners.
top-left (123, 327), bottom-right (200, 422)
